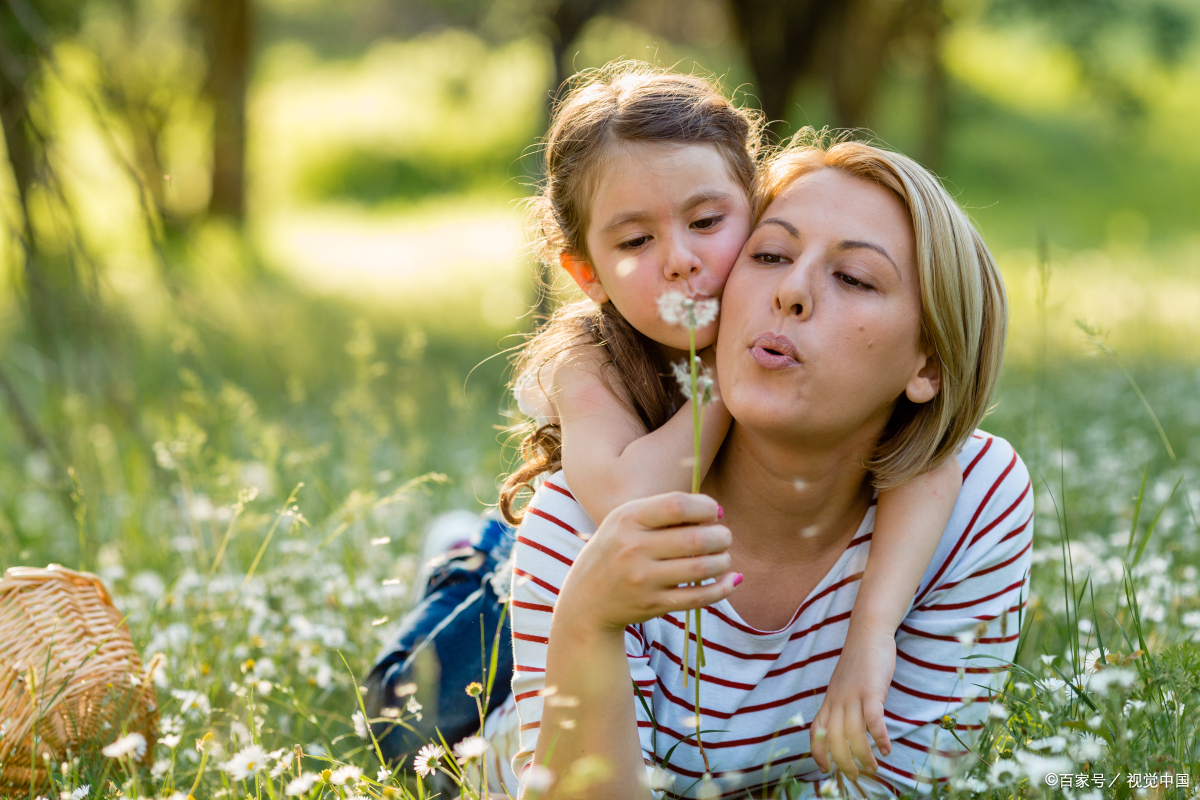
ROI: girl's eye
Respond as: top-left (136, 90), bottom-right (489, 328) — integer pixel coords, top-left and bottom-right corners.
top-left (837, 272), bottom-right (871, 289)
top-left (691, 215), bottom-right (722, 230)
top-left (619, 235), bottom-right (650, 250)
top-left (752, 252), bottom-right (786, 264)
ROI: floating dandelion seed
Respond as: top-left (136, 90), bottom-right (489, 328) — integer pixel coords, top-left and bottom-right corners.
top-left (372, 616), bottom-right (389, 626)
top-left (352, 710), bottom-right (369, 739)
top-left (370, 537), bottom-right (391, 546)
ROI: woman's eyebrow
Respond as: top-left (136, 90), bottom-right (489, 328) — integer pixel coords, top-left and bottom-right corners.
top-left (755, 217), bottom-right (799, 237)
top-left (837, 240), bottom-right (899, 275)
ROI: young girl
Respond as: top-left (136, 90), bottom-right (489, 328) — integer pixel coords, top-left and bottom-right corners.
top-left (498, 61), bottom-right (962, 784)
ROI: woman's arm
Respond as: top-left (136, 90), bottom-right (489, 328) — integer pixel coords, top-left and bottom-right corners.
top-left (811, 456), bottom-right (962, 778)
top-left (554, 348), bottom-right (732, 525)
top-left (525, 493), bottom-right (739, 800)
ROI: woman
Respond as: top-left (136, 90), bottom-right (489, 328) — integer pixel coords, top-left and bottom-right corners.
top-left (491, 135), bottom-right (1032, 799)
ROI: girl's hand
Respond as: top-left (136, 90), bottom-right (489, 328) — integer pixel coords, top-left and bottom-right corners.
top-left (810, 627), bottom-right (896, 780)
top-left (556, 492), bottom-right (739, 635)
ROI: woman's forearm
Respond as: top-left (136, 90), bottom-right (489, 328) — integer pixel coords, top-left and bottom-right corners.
top-left (531, 601), bottom-right (651, 800)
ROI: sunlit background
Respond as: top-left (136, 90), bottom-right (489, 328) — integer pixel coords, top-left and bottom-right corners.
top-left (1, 0), bottom-right (1198, 573)
top-left (1, 1), bottom-right (1199, 792)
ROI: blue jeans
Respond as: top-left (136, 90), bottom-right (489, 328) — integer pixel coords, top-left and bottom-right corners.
top-left (365, 517), bottom-right (515, 769)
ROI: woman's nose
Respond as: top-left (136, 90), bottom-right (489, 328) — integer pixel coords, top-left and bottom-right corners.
top-left (774, 262), bottom-right (814, 321)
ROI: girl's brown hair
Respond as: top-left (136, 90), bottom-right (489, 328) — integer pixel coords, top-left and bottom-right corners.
top-left (499, 61), bottom-right (762, 525)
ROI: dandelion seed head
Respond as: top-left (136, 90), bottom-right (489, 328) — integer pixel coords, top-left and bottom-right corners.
top-left (525, 764), bottom-right (555, 793)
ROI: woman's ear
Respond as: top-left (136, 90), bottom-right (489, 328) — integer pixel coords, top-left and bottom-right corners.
top-left (904, 349), bottom-right (942, 404)
top-left (560, 253), bottom-right (609, 304)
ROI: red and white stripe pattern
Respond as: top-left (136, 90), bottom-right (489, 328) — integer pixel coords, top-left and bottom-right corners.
top-left (484, 432), bottom-right (1033, 799)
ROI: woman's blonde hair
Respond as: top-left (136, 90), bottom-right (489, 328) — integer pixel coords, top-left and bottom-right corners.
top-left (755, 129), bottom-right (1007, 489)
top-left (499, 61), bottom-right (762, 524)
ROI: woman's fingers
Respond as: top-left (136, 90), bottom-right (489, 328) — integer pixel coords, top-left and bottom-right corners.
top-left (646, 523), bottom-right (732, 560)
top-left (662, 572), bottom-right (740, 611)
top-left (810, 715), bottom-right (830, 774)
top-left (623, 492), bottom-right (721, 530)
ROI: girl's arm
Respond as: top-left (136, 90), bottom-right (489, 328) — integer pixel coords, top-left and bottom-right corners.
top-left (530, 493), bottom-right (737, 800)
top-left (810, 456), bottom-right (963, 779)
top-left (553, 348), bottom-right (732, 525)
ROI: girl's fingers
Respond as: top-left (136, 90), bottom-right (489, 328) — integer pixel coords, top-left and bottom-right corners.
top-left (846, 706), bottom-right (878, 774)
top-left (646, 523), bottom-right (732, 560)
top-left (865, 700), bottom-right (891, 756)
top-left (827, 710), bottom-right (858, 781)
top-left (810, 718), bottom-right (830, 773)
top-left (622, 492), bottom-right (721, 530)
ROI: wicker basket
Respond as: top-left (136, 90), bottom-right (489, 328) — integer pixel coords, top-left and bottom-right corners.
top-left (0, 565), bottom-right (158, 794)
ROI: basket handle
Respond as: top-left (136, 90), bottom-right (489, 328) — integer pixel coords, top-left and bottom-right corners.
top-left (2, 564), bottom-right (116, 606)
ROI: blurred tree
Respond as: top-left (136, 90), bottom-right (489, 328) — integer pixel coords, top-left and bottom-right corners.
top-left (725, 0), bottom-right (948, 167)
top-left (986, 0), bottom-right (1195, 117)
top-left (195, 0), bottom-right (253, 219)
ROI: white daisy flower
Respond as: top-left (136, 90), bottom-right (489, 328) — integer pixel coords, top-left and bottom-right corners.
top-left (351, 710), bottom-right (369, 740)
top-left (330, 765), bottom-right (362, 785)
top-left (285, 773), bottom-right (318, 796)
top-left (270, 752), bottom-right (294, 778)
top-left (413, 743), bottom-right (445, 777)
top-left (988, 702), bottom-right (1008, 720)
top-left (220, 744), bottom-right (269, 781)
top-left (102, 733), bottom-right (147, 760)
top-left (453, 735), bottom-right (489, 764)
top-left (1069, 733), bottom-right (1107, 762)
top-left (988, 759), bottom-right (1021, 787)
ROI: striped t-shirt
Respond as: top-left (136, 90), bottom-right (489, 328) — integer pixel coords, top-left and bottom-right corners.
top-left (483, 431), bottom-right (1033, 799)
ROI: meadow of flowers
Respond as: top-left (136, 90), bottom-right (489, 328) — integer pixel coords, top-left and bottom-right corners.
top-left (2, 301), bottom-right (1199, 800)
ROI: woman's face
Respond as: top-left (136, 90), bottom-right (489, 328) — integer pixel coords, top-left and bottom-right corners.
top-left (716, 167), bottom-right (940, 447)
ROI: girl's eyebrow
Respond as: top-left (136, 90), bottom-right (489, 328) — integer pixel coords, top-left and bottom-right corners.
top-left (599, 190), bottom-right (734, 237)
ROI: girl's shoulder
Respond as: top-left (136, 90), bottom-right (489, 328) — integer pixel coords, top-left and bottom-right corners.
top-left (514, 338), bottom-right (627, 425)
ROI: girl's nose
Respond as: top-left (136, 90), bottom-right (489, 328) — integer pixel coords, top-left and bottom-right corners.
top-left (663, 236), bottom-right (702, 282)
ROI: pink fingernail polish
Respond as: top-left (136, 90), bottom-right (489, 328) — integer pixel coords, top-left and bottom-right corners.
top-left (732, 572), bottom-right (743, 588)
top-left (717, 504), bottom-right (724, 519)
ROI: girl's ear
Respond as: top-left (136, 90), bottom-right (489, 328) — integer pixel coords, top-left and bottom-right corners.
top-left (904, 348), bottom-right (942, 405)
top-left (560, 253), bottom-right (609, 304)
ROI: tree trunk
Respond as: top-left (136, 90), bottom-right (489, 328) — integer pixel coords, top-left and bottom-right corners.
top-left (824, 0), bottom-right (917, 131)
top-left (725, 0), bottom-right (837, 139)
top-left (198, 0), bottom-right (252, 220)
top-left (917, 0), bottom-right (947, 172)
top-left (531, 0), bottom-right (617, 325)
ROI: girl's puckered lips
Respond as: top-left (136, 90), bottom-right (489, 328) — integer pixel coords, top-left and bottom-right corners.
top-left (749, 332), bottom-right (801, 370)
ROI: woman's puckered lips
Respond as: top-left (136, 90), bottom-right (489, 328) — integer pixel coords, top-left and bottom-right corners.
top-left (749, 332), bottom-right (801, 370)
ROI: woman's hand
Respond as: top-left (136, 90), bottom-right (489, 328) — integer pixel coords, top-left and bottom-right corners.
top-left (557, 491), bottom-right (740, 634)
top-left (531, 492), bottom-right (739, 800)
top-left (809, 626), bottom-right (896, 780)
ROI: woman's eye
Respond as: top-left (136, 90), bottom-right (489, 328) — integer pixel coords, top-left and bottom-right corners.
top-left (837, 272), bottom-right (870, 289)
top-left (619, 235), bottom-right (650, 250)
top-left (752, 252), bottom-right (785, 264)
top-left (691, 215), bottom-right (722, 230)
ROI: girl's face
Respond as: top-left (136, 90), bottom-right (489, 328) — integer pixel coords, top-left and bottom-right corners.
top-left (578, 142), bottom-right (752, 354)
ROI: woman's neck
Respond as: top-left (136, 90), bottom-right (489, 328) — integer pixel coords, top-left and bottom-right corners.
top-left (703, 423), bottom-right (877, 563)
